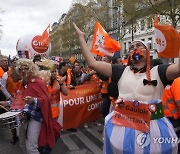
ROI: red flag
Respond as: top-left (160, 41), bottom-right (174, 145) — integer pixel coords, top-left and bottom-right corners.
top-left (154, 17), bottom-right (180, 58)
top-left (91, 22), bottom-right (121, 56)
top-left (38, 24), bottom-right (50, 46)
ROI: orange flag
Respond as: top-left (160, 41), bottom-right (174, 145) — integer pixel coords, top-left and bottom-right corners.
top-left (91, 22), bottom-right (121, 56)
top-left (38, 24), bottom-right (50, 46)
top-left (154, 17), bottom-right (180, 58)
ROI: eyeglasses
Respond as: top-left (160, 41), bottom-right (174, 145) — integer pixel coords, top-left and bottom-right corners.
top-left (51, 70), bottom-right (56, 73)
top-left (18, 67), bottom-right (29, 72)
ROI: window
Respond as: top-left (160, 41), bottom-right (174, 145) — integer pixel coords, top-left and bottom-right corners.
top-left (140, 20), bottom-right (145, 31)
top-left (128, 42), bottom-right (131, 50)
top-left (128, 26), bottom-right (131, 34)
top-left (124, 42), bottom-right (127, 53)
top-left (148, 38), bottom-right (153, 49)
top-left (113, 21), bottom-right (118, 30)
top-left (123, 27), bottom-right (126, 35)
top-left (133, 25), bottom-right (137, 33)
top-left (147, 18), bottom-right (153, 29)
top-left (141, 39), bottom-right (145, 42)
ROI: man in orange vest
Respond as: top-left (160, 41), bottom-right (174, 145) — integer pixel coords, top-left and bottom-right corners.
top-left (58, 61), bottom-right (74, 88)
top-left (162, 78), bottom-right (180, 119)
top-left (0, 56), bottom-right (10, 101)
top-left (0, 56), bottom-right (9, 78)
top-left (112, 52), bottom-right (122, 64)
top-left (162, 77), bottom-right (180, 152)
top-left (97, 56), bottom-right (112, 118)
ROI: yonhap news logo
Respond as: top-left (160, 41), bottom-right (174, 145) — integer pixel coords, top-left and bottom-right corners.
top-left (136, 133), bottom-right (151, 148)
top-left (136, 133), bottom-right (180, 148)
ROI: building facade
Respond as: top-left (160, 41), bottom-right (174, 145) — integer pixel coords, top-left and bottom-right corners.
top-left (108, 0), bottom-right (159, 59)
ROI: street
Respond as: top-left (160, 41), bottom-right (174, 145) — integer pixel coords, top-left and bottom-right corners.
top-left (0, 120), bottom-right (104, 154)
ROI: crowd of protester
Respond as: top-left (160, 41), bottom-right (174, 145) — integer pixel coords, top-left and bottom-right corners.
top-left (73, 22), bottom-right (180, 153)
top-left (0, 37), bottom-right (179, 154)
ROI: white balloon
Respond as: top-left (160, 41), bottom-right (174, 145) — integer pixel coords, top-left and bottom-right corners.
top-left (16, 33), bottom-right (51, 59)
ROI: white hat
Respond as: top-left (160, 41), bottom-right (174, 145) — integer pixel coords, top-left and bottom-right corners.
top-left (131, 40), bottom-right (148, 49)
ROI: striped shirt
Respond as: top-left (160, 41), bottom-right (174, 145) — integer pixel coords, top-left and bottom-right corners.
top-left (23, 98), bottom-right (43, 122)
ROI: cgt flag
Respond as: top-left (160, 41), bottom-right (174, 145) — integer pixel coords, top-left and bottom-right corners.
top-left (38, 24), bottom-right (50, 46)
top-left (91, 21), bottom-right (121, 57)
top-left (154, 16), bottom-right (180, 58)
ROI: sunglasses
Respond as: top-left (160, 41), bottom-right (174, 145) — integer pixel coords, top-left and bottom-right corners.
top-left (18, 67), bottom-right (29, 72)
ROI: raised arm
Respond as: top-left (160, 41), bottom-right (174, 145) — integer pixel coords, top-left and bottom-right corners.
top-left (73, 23), bottom-right (112, 77)
top-left (166, 54), bottom-right (180, 81)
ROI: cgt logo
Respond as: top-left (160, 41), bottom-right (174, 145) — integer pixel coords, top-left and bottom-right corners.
top-left (154, 28), bottom-right (166, 53)
top-left (136, 133), bottom-right (151, 148)
top-left (31, 35), bottom-right (48, 53)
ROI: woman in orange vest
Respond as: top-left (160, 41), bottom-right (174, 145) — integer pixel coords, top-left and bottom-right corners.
top-left (97, 56), bottom-right (112, 118)
top-left (48, 66), bottom-right (68, 120)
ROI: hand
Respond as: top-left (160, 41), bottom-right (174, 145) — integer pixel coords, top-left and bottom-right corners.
top-left (73, 22), bottom-right (85, 37)
top-left (61, 76), bottom-right (67, 83)
top-left (24, 96), bottom-right (34, 105)
top-left (57, 78), bottom-right (63, 85)
top-left (69, 85), bottom-right (75, 90)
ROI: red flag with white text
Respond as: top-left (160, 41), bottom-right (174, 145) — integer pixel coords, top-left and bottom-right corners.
top-left (38, 24), bottom-right (50, 46)
top-left (91, 22), bottom-right (121, 57)
top-left (154, 17), bottom-right (180, 58)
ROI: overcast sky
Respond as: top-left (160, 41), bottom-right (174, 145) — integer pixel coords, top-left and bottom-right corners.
top-left (0, 0), bottom-right (73, 57)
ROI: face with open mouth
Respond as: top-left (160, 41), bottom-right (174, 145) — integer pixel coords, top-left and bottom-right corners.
top-left (129, 41), bottom-right (147, 63)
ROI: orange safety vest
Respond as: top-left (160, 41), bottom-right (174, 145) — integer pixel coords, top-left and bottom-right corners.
top-left (6, 71), bottom-right (23, 95)
top-left (0, 67), bottom-right (10, 78)
top-left (162, 78), bottom-right (180, 119)
top-left (100, 78), bottom-right (111, 94)
top-left (48, 85), bottom-right (60, 119)
top-left (171, 78), bottom-right (180, 102)
top-left (122, 59), bottom-right (128, 65)
top-left (66, 68), bottom-right (72, 86)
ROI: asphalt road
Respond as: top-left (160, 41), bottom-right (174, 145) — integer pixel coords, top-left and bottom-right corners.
top-left (0, 120), bottom-right (104, 154)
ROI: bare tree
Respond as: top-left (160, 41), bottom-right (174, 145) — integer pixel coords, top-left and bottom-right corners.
top-left (118, 0), bottom-right (180, 28)
top-left (51, 0), bottom-right (110, 57)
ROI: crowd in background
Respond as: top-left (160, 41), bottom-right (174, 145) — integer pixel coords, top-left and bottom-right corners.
top-left (0, 48), bottom-right (179, 153)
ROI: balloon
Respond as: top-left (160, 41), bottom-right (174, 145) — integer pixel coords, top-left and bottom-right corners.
top-left (16, 33), bottom-right (51, 59)
top-left (69, 57), bottom-right (76, 63)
